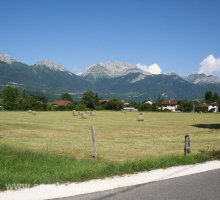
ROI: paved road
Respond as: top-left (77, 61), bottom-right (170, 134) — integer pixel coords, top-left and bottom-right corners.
top-left (52, 169), bottom-right (220, 200)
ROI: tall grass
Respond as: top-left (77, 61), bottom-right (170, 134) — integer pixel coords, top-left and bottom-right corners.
top-left (0, 145), bottom-right (213, 191)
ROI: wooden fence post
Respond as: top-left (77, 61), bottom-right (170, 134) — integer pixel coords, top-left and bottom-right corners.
top-left (91, 126), bottom-right (98, 159)
top-left (184, 135), bottom-right (191, 156)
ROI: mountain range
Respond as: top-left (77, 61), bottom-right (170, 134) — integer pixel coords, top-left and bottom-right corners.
top-left (0, 54), bottom-right (220, 101)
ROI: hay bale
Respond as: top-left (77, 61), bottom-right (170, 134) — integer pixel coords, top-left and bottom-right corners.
top-left (27, 109), bottom-right (32, 113)
top-left (32, 111), bottom-right (36, 115)
top-left (137, 114), bottom-right (144, 121)
top-left (90, 111), bottom-right (95, 116)
top-left (73, 111), bottom-right (78, 116)
top-left (73, 112), bottom-right (79, 116)
top-left (81, 113), bottom-right (88, 119)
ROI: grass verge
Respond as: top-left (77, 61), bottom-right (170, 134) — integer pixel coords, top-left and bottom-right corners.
top-left (0, 145), bottom-right (218, 191)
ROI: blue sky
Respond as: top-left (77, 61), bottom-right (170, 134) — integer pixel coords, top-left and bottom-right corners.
top-left (0, 0), bottom-right (220, 75)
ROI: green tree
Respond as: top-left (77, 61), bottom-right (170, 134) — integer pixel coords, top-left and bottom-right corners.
top-left (0, 92), bottom-right (2, 104)
top-left (73, 102), bottom-right (87, 111)
top-left (204, 91), bottom-right (213, 102)
top-left (179, 100), bottom-right (192, 112)
top-left (139, 103), bottom-right (156, 111)
top-left (22, 96), bottom-right (38, 110)
top-left (106, 99), bottom-right (123, 110)
top-left (82, 90), bottom-right (99, 109)
top-left (2, 86), bottom-right (20, 110)
top-left (213, 92), bottom-right (219, 101)
top-left (61, 93), bottom-right (73, 102)
top-left (127, 100), bottom-right (141, 109)
top-left (21, 95), bottom-right (48, 111)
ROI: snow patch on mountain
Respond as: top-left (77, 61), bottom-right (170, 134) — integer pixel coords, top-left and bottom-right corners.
top-left (161, 92), bottom-right (168, 98)
top-left (130, 74), bottom-right (146, 83)
top-left (8, 81), bottom-right (24, 86)
top-left (77, 72), bottom-right (83, 76)
top-left (173, 76), bottom-right (179, 80)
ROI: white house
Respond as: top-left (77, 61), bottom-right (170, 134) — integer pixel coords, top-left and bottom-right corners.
top-left (208, 103), bottom-right (219, 112)
top-left (161, 100), bottom-right (179, 112)
top-left (122, 107), bottom-right (138, 112)
top-left (144, 100), bottom-right (153, 105)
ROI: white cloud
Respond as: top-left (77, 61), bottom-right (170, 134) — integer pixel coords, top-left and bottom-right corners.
top-left (198, 54), bottom-right (220, 75)
top-left (136, 63), bottom-right (162, 74)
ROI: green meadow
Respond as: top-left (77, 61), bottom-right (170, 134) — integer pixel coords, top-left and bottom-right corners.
top-left (0, 111), bottom-right (219, 190)
top-left (0, 111), bottom-right (219, 161)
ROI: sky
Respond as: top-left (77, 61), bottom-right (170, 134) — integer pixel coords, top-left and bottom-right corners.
top-left (0, 0), bottom-right (220, 76)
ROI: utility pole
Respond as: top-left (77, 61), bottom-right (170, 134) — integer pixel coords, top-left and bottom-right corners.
top-left (192, 100), bottom-right (195, 113)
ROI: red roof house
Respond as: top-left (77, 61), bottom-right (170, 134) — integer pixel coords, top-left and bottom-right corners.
top-left (51, 100), bottom-right (73, 106)
top-left (161, 100), bottom-right (179, 112)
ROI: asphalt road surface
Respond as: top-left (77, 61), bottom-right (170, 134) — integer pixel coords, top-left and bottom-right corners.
top-left (52, 169), bottom-right (220, 200)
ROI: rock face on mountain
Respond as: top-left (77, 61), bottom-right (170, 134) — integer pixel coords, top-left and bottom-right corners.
top-left (82, 61), bottom-right (151, 79)
top-left (91, 72), bottom-right (207, 100)
top-left (0, 54), bottom-right (16, 64)
top-left (0, 54), bottom-right (220, 100)
top-left (183, 73), bottom-right (220, 85)
top-left (36, 61), bottom-right (65, 71)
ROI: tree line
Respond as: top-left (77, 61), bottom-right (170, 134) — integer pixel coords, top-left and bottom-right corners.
top-left (0, 86), bottom-right (219, 112)
top-left (0, 86), bottom-right (123, 111)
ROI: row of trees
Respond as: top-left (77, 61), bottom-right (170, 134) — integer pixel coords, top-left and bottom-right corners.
top-left (59, 91), bottom-right (124, 111)
top-left (204, 91), bottom-right (219, 103)
top-left (0, 86), bottom-right (121, 111)
top-left (0, 86), bottom-right (48, 110)
top-left (0, 86), bottom-right (219, 111)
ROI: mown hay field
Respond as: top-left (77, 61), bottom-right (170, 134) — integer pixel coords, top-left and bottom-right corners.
top-left (0, 111), bottom-right (219, 161)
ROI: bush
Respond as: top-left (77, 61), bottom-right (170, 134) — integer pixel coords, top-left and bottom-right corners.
top-left (73, 102), bottom-right (87, 111)
top-left (106, 99), bottom-right (123, 110)
top-left (139, 103), bottom-right (156, 111)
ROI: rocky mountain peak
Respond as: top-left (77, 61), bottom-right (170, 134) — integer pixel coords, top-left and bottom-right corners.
top-left (81, 61), bottom-right (151, 78)
top-left (0, 53), bottom-right (16, 64)
top-left (36, 60), bottom-right (65, 71)
top-left (183, 73), bottom-right (220, 84)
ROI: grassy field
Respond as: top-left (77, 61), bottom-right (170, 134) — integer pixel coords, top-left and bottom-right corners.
top-left (0, 144), bottom-right (213, 190)
top-left (0, 111), bottom-right (219, 161)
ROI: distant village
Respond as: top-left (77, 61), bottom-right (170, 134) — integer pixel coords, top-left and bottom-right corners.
top-left (0, 86), bottom-right (219, 113)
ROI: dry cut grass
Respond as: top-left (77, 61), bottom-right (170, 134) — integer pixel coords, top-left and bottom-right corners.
top-left (0, 111), bottom-right (219, 161)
